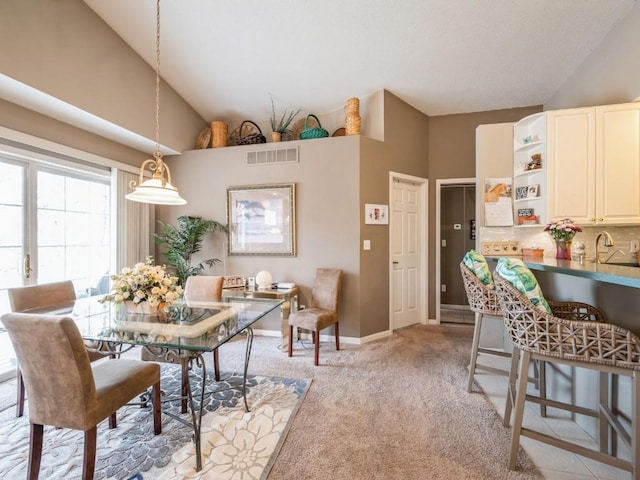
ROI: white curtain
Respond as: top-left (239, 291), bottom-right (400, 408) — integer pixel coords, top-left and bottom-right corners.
top-left (114, 169), bottom-right (154, 271)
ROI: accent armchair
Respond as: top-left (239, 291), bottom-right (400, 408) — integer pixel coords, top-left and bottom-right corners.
top-left (1, 313), bottom-right (161, 480)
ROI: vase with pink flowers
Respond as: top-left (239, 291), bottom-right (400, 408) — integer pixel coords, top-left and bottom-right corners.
top-left (543, 218), bottom-right (582, 260)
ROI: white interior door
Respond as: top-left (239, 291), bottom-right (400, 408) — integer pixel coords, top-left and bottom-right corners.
top-left (391, 178), bottom-right (421, 329)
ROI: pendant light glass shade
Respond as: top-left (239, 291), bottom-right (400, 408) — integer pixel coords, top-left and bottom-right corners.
top-left (126, 155), bottom-right (186, 205)
top-left (127, 0), bottom-right (186, 205)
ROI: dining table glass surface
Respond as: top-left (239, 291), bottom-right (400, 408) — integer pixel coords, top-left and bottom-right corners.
top-left (22, 295), bottom-right (283, 352)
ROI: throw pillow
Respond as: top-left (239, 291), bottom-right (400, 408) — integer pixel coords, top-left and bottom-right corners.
top-left (463, 250), bottom-right (494, 289)
top-left (495, 257), bottom-right (551, 314)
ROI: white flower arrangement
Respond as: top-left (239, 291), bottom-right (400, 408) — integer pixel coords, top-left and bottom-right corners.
top-left (100, 257), bottom-right (183, 308)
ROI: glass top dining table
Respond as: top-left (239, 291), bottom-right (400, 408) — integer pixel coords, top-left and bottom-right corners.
top-left (22, 295), bottom-right (283, 472)
top-left (23, 295), bottom-right (283, 352)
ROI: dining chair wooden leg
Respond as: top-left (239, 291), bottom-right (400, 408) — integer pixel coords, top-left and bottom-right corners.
top-left (314, 331), bottom-right (319, 366)
top-left (335, 322), bottom-right (340, 350)
top-left (509, 350), bottom-right (531, 470)
top-left (17, 367), bottom-right (25, 417)
top-left (539, 360), bottom-right (547, 417)
top-left (503, 348), bottom-right (520, 427)
top-left (153, 381), bottom-right (162, 435)
top-left (82, 426), bottom-right (97, 480)
top-left (28, 423), bottom-right (43, 480)
top-left (108, 413), bottom-right (117, 429)
top-left (213, 348), bottom-right (220, 381)
top-left (288, 325), bottom-right (294, 357)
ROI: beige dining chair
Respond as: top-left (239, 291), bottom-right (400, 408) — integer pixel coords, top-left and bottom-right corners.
top-left (288, 268), bottom-right (343, 366)
top-left (1, 313), bottom-right (161, 480)
top-left (141, 275), bottom-right (224, 413)
top-left (7, 280), bottom-right (105, 418)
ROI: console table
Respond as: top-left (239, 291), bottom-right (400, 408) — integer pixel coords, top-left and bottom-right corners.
top-left (223, 286), bottom-right (299, 351)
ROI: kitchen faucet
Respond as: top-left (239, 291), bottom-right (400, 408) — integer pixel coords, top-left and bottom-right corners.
top-left (594, 231), bottom-right (615, 264)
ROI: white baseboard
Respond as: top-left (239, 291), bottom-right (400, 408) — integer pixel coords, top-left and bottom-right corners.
top-left (252, 328), bottom-right (393, 346)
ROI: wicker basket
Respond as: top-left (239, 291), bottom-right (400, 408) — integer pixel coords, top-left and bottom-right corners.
top-left (210, 121), bottom-right (228, 148)
top-left (195, 127), bottom-right (211, 149)
top-left (299, 114), bottom-right (329, 140)
top-left (236, 120), bottom-right (266, 145)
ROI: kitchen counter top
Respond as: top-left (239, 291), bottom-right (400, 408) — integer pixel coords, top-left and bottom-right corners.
top-left (487, 256), bottom-right (640, 289)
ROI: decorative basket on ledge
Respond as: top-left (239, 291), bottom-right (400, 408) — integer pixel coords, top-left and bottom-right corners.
top-left (236, 120), bottom-right (266, 145)
top-left (299, 114), bottom-right (329, 140)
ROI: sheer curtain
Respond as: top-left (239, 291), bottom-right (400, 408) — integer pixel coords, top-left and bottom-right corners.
top-left (115, 169), bottom-right (154, 271)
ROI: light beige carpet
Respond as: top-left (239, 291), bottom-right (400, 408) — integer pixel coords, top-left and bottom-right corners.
top-left (0, 323), bottom-right (542, 479)
top-left (216, 323), bottom-right (543, 480)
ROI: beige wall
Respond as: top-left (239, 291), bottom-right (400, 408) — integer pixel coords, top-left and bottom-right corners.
top-left (157, 90), bottom-right (429, 340)
top-left (427, 106), bottom-right (542, 319)
top-left (159, 137), bottom-right (362, 337)
top-left (545, 2), bottom-right (640, 110)
top-left (0, 0), bottom-right (204, 154)
top-left (0, 99), bottom-right (147, 167)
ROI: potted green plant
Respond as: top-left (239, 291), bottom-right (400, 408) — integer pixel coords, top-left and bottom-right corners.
top-left (269, 94), bottom-right (301, 142)
top-left (153, 215), bottom-right (228, 286)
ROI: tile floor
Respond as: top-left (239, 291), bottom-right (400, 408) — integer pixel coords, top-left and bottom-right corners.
top-left (473, 352), bottom-right (632, 480)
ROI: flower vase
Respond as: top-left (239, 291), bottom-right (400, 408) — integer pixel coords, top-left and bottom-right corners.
top-left (271, 132), bottom-right (281, 143)
top-left (554, 240), bottom-right (573, 260)
top-left (125, 300), bottom-right (157, 315)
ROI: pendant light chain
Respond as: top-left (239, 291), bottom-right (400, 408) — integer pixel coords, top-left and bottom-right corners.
top-left (154, 0), bottom-right (162, 160)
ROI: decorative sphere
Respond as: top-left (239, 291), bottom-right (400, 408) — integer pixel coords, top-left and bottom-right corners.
top-left (255, 271), bottom-right (273, 289)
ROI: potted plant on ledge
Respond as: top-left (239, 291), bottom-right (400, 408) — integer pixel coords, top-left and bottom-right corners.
top-left (270, 95), bottom-right (301, 142)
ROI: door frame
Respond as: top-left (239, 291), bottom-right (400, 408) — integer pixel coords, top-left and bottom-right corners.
top-left (435, 177), bottom-right (475, 323)
top-left (388, 171), bottom-right (429, 331)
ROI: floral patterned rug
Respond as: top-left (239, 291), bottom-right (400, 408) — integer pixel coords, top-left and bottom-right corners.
top-left (0, 365), bottom-right (310, 480)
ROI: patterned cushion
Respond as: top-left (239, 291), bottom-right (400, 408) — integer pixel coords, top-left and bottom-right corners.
top-left (463, 250), bottom-right (494, 289)
top-left (495, 257), bottom-right (551, 314)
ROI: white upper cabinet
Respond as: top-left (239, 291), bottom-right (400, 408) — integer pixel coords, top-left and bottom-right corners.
top-left (528, 102), bottom-right (640, 227)
top-left (547, 107), bottom-right (596, 224)
top-left (595, 103), bottom-right (640, 225)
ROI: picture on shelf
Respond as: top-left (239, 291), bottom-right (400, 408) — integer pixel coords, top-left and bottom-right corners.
top-left (517, 207), bottom-right (538, 225)
top-left (515, 186), bottom-right (528, 200)
top-left (527, 184), bottom-right (539, 198)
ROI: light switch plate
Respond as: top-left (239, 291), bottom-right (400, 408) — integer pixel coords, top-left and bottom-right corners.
top-left (363, 240), bottom-right (371, 250)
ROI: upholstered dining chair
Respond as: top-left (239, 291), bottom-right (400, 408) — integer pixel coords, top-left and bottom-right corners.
top-left (493, 265), bottom-right (640, 477)
top-left (1, 313), bottom-right (161, 480)
top-left (141, 274), bottom-right (224, 413)
top-left (288, 268), bottom-right (343, 366)
top-left (7, 280), bottom-right (106, 418)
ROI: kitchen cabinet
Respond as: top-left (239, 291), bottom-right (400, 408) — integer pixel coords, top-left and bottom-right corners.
top-left (547, 102), bottom-right (640, 225)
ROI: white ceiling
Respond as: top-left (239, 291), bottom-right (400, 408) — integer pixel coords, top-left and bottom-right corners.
top-left (84, 0), bottom-right (635, 122)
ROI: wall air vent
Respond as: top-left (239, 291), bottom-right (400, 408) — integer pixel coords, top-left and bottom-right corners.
top-left (246, 146), bottom-right (299, 166)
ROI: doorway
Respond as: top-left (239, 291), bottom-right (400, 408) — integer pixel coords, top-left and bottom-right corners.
top-left (437, 180), bottom-right (476, 324)
top-left (389, 172), bottom-right (428, 330)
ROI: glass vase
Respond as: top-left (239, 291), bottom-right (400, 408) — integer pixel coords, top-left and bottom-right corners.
top-left (554, 239), bottom-right (573, 260)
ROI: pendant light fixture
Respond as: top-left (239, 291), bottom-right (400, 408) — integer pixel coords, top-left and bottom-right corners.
top-left (126, 0), bottom-right (187, 205)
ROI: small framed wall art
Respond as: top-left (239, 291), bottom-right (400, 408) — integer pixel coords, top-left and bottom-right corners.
top-left (365, 204), bottom-right (389, 225)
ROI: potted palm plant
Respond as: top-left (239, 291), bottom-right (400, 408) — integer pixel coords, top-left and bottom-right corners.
top-left (269, 94), bottom-right (301, 142)
top-left (153, 215), bottom-right (228, 286)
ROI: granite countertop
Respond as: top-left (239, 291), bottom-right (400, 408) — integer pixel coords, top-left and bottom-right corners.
top-left (487, 256), bottom-right (640, 288)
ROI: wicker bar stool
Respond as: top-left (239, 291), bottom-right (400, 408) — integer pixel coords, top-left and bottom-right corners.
top-left (460, 261), bottom-right (511, 392)
top-left (495, 271), bottom-right (640, 477)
